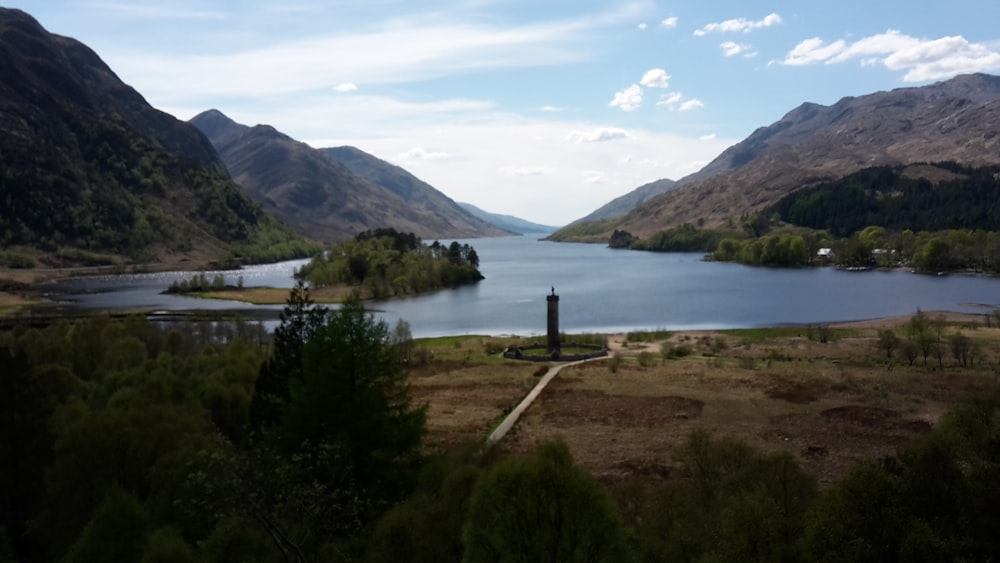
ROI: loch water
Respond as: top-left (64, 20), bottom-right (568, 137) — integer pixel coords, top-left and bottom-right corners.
top-left (42, 235), bottom-right (1000, 338)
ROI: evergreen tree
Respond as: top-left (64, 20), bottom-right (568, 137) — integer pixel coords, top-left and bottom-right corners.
top-left (280, 297), bottom-right (426, 524)
top-left (249, 279), bottom-right (328, 436)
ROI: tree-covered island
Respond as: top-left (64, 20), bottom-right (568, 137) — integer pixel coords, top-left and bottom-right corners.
top-left (165, 228), bottom-right (484, 303)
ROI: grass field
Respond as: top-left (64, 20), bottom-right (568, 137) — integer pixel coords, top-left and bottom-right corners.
top-left (410, 315), bottom-right (1000, 487)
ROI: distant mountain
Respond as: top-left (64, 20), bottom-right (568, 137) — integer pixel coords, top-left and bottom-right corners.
top-left (0, 8), bottom-right (305, 265)
top-left (569, 178), bottom-right (676, 225)
top-left (456, 202), bottom-right (557, 235)
top-left (556, 73), bottom-right (1000, 240)
top-left (191, 111), bottom-right (509, 243)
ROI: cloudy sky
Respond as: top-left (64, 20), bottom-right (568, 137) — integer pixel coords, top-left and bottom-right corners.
top-left (16, 0), bottom-right (1000, 225)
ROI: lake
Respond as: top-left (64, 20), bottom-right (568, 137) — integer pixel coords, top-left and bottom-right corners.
top-left (41, 236), bottom-right (1000, 338)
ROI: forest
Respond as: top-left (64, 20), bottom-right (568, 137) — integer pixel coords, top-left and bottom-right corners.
top-left (619, 163), bottom-right (1000, 272)
top-left (0, 108), bottom-right (316, 267)
top-left (298, 229), bottom-right (483, 299)
top-left (768, 163), bottom-right (1000, 237)
top-left (2, 284), bottom-right (1000, 562)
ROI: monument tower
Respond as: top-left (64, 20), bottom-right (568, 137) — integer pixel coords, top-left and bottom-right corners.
top-left (547, 287), bottom-right (560, 354)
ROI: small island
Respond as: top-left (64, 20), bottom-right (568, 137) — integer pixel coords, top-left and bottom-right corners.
top-left (164, 228), bottom-right (484, 304)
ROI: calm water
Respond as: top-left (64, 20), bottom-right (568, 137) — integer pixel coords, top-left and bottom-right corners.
top-left (42, 236), bottom-right (1000, 338)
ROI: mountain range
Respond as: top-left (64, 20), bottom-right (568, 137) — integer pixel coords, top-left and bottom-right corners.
top-left (0, 8), bottom-right (306, 266)
top-left (190, 110), bottom-right (510, 243)
top-left (555, 73), bottom-right (1000, 241)
top-left (4, 5), bottom-right (1000, 264)
top-left (457, 202), bottom-right (558, 235)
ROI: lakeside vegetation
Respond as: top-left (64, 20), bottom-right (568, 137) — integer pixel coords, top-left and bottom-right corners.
top-left (2, 283), bottom-right (1000, 560)
top-left (299, 228), bottom-right (484, 300)
top-left (157, 229), bottom-right (484, 305)
top-left (606, 163), bottom-right (1000, 273)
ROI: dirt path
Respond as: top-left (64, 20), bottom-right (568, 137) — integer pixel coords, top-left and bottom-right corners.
top-left (486, 356), bottom-right (607, 444)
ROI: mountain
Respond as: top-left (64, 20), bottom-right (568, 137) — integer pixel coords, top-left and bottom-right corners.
top-left (191, 111), bottom-right (509, 243)
top-left (320, 146), bottom-right (513, 238)
top-left (456, 202), bottom-right (558, 234)
top-left (556, 73), bottom-right (1000, 240)
top-left (0, 8), bottom-right (306, 265)
top-left (569, 177), bottom-right (676, 224)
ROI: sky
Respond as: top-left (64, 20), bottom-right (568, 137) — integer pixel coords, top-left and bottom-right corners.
top-left (13, 1), bottom-right (1000, 225)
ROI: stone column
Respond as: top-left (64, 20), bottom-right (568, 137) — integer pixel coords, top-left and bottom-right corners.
top-left (546, 287), bottom-right (560, 354)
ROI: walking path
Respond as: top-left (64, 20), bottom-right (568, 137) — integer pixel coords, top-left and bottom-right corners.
top-left (486, 357), bottom-right (604, 444)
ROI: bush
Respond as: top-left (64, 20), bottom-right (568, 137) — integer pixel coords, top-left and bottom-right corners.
top-left (0, 251), bottom-right (35, 268)
top-left (607, 352), bottom-right (623, 374)
top-left (637, 351), bottom-right (658, 367)
top-left (662, 344), bottom-right (692, 360)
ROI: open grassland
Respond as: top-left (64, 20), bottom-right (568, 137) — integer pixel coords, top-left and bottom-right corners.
top-left (411, 315), bottom-right (1000, 487)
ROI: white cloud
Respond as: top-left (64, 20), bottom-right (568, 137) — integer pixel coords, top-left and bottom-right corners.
top-left (566, 127), bottom-right (630, 143)
top-left (678, 99), bottom-right (705, 112)
top-left (334, 82), bottom-right (358, 92)
top-left (660, 17), bottom-right (678, 29)
top-left (720, 41), bottom-right (756, 58)
top-left (101, 11), bottom-right (619, 101)
top-left (886, 36), bottom-right (1000, 81)
top-left (583, 170), bottom-right (607, 184)
top-left (499, 166), bottom-right (552, 176)
top-left (782, 37), bottom-right (848, 66)
top-left (538, 105), bottom-right (563, 112)
top-left (654, 92), bottom-right (704, 112)
top-left (699, 133), bottom-right (717, 141)
top-left (695, 13), bottom-right (781, 36)
top-left (401, 147), bottom-right (452, 160)
top-left (609, 84), bottom-right (644, 111)
top-left (640, 68), bottom-right (671, 88)
top-left (638, 23), bottom-right (647, 30)
top-left (656, 92), bottom-right (684, 107)
top-left (781, 30), bottom-right (1000, 81)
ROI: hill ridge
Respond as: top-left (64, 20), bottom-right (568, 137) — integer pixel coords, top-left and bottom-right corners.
top-left (555, 73), bottom-right (1000, 240)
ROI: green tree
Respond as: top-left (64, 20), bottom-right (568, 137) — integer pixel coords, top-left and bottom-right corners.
top-left (905, 309), bottom-right (938, 367)
top-left (368, 444), bottom-right (493, 563)
top-left (877, 329), bottom-right (900, 361)
top-left (249, 279), bottom-right (328, 436)
top-left (280, 297), bottom-right (427, 523)
top-left (62, 487), bottom-right (150, 563)
top-left (802, 459), bottom-right (904, 562)
top-left (636, 431), bottom-right (816, 562)
top-left (463, 440), bottom-right (631, 563)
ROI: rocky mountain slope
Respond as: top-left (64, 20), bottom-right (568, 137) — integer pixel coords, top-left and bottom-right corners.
top-left (558, 73), bottom-right (1000, 240)
top-left (0, 8), bottom-right (307, 266)
top-left (191, 111), bottom-right (509, 243)
top-left (569, 178), bottom-right (676, 225)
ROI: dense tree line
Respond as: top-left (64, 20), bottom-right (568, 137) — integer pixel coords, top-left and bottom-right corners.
top-left (0, 285), bottom-right (427, 561)
top-left (629, 224), bottom-right (738, 253)
top-left (300, 229), bottom-right (483, 299)
top-left (769, 163), bottom-right (1000, 237)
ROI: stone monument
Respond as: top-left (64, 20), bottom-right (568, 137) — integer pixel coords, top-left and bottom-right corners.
top-left (547, 286), bottom-right (560, 354)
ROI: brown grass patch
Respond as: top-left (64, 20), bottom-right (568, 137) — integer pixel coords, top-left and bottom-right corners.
top-left (416, 322), bottom-right (1000, 487)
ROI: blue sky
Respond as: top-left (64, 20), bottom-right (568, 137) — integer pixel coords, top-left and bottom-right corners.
top-left (15, 1), bottom-right (1000, 225)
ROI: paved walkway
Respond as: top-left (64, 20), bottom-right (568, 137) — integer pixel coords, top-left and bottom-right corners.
top-left (486, 357), bottom-right (603, 444)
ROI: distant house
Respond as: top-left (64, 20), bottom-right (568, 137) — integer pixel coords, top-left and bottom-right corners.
top-left (817, 247), bottom-right (836, 259)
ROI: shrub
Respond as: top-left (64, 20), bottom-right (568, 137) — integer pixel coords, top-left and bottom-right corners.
top-left (607, 352), bottom-right (623, 374)
top-left (663, 344), bottom-right (692, 360)
top-left (637, 351), bottom-right (658, 367)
